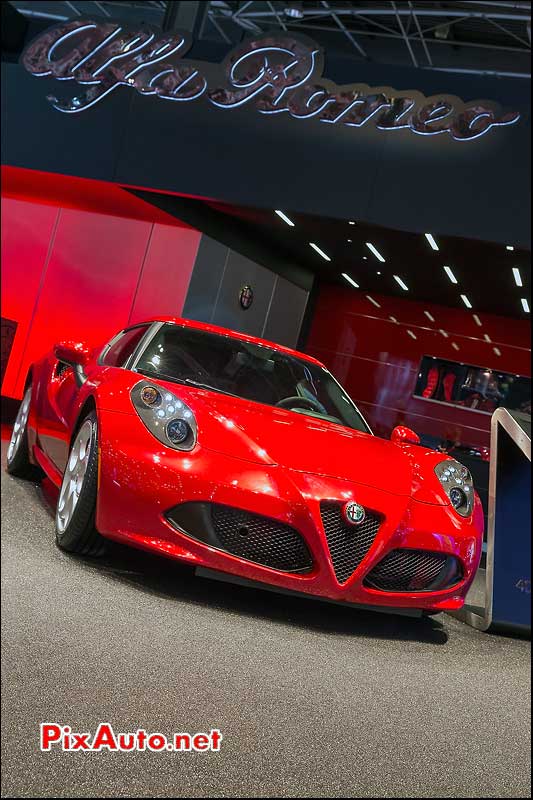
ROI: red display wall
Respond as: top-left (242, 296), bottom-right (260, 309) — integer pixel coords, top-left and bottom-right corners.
top-left (306, 285), bottom-right (531, 449)
top-left (1, 181), bottom-right (201, 399)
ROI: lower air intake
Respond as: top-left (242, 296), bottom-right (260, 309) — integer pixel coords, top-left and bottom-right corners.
top-left (363, 549), bottom-right (463, 592)
top-left (165, 501), bottom-right (312, 574)
top-left (211, 505), bottom-right (312, 573)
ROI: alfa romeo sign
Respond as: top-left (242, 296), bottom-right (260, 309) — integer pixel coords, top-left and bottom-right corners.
top-left (21, 20), bottom-right (520, 141)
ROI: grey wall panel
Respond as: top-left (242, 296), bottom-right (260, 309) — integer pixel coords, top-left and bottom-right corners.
top-left (262, 277), bottom-right (309, 350)
top-left (183, 234), bottom-right (310, 347)
top-left (182, 235), bottom-right (228, 322)
top-left (211, 250), bottom-right (276, 336)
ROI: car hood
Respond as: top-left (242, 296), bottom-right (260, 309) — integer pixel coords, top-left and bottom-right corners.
top-left (179, 389), bottom-right (448, 503)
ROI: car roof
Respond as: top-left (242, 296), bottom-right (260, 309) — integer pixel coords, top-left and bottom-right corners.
top-left (140, 316), bottom-right (326, 368)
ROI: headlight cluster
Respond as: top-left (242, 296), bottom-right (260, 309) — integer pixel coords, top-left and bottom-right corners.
top-left (131, 381), bottom-right (197, 451)
top-left (434, 459), bottom-right (474, 517)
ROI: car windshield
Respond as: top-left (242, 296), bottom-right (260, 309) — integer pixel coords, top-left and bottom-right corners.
top-left (135, 324), bottom-right (370, 433)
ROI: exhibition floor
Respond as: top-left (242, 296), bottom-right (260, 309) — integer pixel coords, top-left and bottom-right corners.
top-left (1, 438), bottom-right (531, 799)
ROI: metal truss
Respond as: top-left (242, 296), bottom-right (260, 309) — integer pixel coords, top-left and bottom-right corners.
top-left (11, 1), bottom-right (532, 78)
top-left (206, 0), bottom-right (531, 78)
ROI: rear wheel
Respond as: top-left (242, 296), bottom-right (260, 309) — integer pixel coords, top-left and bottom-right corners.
top-left (6, 387), bottom-right (37, 479)
top-left (55, 411), bottom-right (106, 557)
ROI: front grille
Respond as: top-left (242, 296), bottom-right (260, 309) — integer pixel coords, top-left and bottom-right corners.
top-left (363, 549), bottom-right (463, 592)
top-left (211, 505), bottom-right (313, 573)
top-left (320, 501), bottom-right (382, 584)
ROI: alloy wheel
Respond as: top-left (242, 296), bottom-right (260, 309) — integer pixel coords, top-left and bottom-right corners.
top-left (56, 419), bottom-right (93, 534)
top-left (7, 388), bottom-right (31, 465)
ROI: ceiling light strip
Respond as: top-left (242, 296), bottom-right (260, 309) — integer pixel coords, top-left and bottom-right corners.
top-left (342, 273), bottom-right (359, 289)
top-left (425, 233), bottom-right (439, 251)
top-left (443, 266), bottom-right (458, 284)
top-left (393, 275), bottom-right (409, 291)
top-left (309, 242), bottom-right (331, 261)
top-left (274, 209), bottom-right (295, 227)
top-left (365, 242), bottom-right (385, 262)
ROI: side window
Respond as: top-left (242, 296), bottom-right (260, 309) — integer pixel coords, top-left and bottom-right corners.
top-left (102, 325), bottom-right (151, 368)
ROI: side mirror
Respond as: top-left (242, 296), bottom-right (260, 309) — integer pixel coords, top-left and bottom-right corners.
top-left (391, 425), bottom-right (420, 446)
top-left (54, 340), bottom-right (91, 368)
top-left (54, 341), bottom-right (91, 387)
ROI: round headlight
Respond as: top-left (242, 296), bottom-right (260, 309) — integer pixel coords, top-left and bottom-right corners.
top-left (141, 386), bottom-right (161, 406)
top-left (166, 418), bottom-right (190, 445)
top-left (450, 487), bottom-right (467, 510)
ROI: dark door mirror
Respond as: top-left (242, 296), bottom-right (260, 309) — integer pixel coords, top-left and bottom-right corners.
top-left (391, 425), bottom-right (420, 445)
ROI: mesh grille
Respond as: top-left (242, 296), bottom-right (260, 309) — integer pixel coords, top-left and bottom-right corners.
top-left (211, 504), bottom-right (312, 573)
top-left (320, 501), bottom-right (382, 584)
top-left (364, 549), bottom-right (460, 592)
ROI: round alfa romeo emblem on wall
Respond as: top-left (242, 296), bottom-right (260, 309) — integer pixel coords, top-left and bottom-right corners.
top-left (343, 501), bottom-right (366, 526)
top-left (239, 285), bottom-right (254, 310)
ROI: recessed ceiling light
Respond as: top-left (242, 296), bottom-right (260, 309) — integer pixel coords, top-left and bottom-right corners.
top-left (506, 245), bottom-right (514, 251)
top-left (425, 233), bottom-right (439, 251)
top-left (521, 297), bottom-right (530, 313)
top-left (342, 273), bottom-right (359, 289)
top-left (460, 294), bottom-right (472, 309)
top-left (484, 333), bottom-right (492, 343)
top-left (513, 268), bottom-right (523, 287)
top-left (451, 342), bottom-right (460, 350)
top-left (394, 275), bottom-right (409, 291)
top-left (439, 329), bottom-right (449, 338)
top-left (347, 238), bottom-right (352, 243)
top-left (349, 220), bottom-right (356, 225)
top-left (472, 314), bottom-right (482, 326)
top-left (443, 266), bottom-right (458, 284)
top-left (424, 310), bottom-right (435, 322)
top-left (366, 295), bottom-right (381, 308)
top-left (309, 242), bottom-right (331, 261)
top-left (376, 271), bottom-right (381, 276)
top-left (365, 242), bottom-right (385, 262)
top-left (274, 209), bottom-right (295, 227)
top-left (493, 347), bottom-right (502, 356)
top-left (407, 329), bottom-right (417, 340)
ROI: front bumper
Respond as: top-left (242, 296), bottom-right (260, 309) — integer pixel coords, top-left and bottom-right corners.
top-left (96, 409), bottom-right (483, 612)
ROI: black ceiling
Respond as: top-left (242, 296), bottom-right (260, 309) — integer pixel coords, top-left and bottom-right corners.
top-left (204, 198), bottom-right (531, 319)
top-left (133, 188), bottom-right (531, 320)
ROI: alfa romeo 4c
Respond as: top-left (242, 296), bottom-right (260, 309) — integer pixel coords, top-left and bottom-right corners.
top-left (7, 317), bottom-right (483, 616)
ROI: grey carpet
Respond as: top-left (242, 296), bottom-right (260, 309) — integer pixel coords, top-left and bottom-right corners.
top-left (1, 441), bottom-right (530, 798)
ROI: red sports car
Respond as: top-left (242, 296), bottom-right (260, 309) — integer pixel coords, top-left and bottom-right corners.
top-left (6, 317), bottom-right (483, 616)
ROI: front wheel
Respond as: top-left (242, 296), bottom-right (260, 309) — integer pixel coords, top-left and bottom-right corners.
top-left (6, 387), bottom-right (37, 479)
top-left (55, 411), bottom-right (106, 557)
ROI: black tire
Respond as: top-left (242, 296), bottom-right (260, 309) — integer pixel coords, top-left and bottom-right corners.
top-left (55, 411), bottom-right (106, 557)
top-left (6, 386), bottom-right (41, 480)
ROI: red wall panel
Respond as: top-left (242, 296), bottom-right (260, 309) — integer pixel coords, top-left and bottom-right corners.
top-left (128, 223), bottom-right (200, 325)
top-left (1, 193), bottom-right (201, 399)
top-left (14, 208), bottom-right (153, 398)
top-left (306, 285), bottom-right (531, 449)
top-left (1, 198), bottom-right (60, 396)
